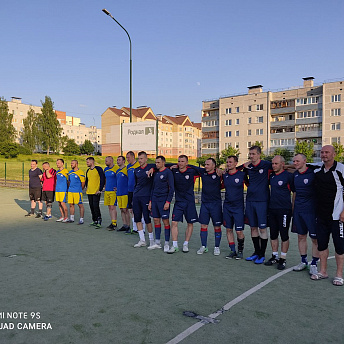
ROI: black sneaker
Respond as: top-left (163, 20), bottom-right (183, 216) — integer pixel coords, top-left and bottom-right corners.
top-left (225, 251), bottom-right (237, 259)
top-left (25, 212), bottom-right (34, 217)
top-left (277, 258), bottom-right (286, 270)
top-left (107, 224), bottom-right (115, 231)
top-left (264, 255), bottom-right (278, 266)
top-left (117, 226), bottom-right (127, 232)
top-left (236, 251), bottom-right (243, 260)
top-left (125, 228), bottom-right (132, 234)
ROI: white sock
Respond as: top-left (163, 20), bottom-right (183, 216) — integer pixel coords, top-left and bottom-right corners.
top-left (142, 217), bottom-right (146, 231)
top-left (132, 218), bottom-right (138, 231)
top-left (139, 230), bottom-right (145, 241)
top-left (281, 252), bottom-right (287, 259)
top-left (173, 241), bottom-right (178, 248)
top-left (273, 251), bottom-right (279, 258)
top-left (156, 239), bottom-right (161, 245)
top-left (183, 241), bottom-right (188, 246)
top-left (148, 232), bottom-right (154, 241)
top-left (70, 215), bottom-right (75, 221)
top-left (79, 217), bottom-right (84, 222)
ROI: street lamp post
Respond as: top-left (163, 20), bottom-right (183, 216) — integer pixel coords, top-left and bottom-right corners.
top-left (102, 8), bottom-right (132, 122)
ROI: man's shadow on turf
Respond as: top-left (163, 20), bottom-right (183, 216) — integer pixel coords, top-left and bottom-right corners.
top-left (15, 199), bottom-right (62, 218)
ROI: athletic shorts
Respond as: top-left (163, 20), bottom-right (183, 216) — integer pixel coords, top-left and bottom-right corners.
top-left (223, 202), bottom-right (244, 231)
top-left (104, 191), bottom-right (116, 206)
top-left (133, 196), bottom-right (151, 224)
top-left (292, 210), bottom-right (316, 238)
top-left (199, 201), bottom-right (222, 227)
top-left (42, 191), bottom-right (55, 204)
top-left (56, 192), bottom-right (67, 203)
top-left (29, 188), bottom-right (42, 202)
top-left (151, 200), bottom-right (170, 219)
top-left (172, 201), bottom-right (198, 223)
top-left (127, 192), bottom-right (133, 209)
top-left (245, 201), bottom-right (268, 229)
top-left (269, 208), bottom-right (291, 242)
top-left (68, 192), bottom-right (83, 205)
top-left (117, 195), bottom-right (128, 209)
top-left (316, 217), bottom-right (344, 255)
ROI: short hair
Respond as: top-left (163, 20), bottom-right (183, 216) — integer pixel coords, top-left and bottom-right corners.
top-left (206, 157), bottom-right (216, 166)
top-left (178, 155), bottom-right (188, 161)
top-left (57, 158), bottom-right (64, 164)
top-left (42, 161), bottom-right (50, 166)
top-left (156, 155), bottom-right (166, 162)
top-left (71, 159), bottom-right (78, 164)
top-left (117, 155), bottom-right (125, 161)
top-left (31, 160), bottom-right (38, 164)
top-left (272, 155), bottom-right (285, 163)
top-left (294, 153), bottom-right (307, 161)
top-left (126, 151), bottom-right (135, 158)
top-left (138, 151), bottom-right (147, 157)
top-left (227, 155), bottom-right (238, 162)
top-left (249, 146), bottom-right (261, 154)
top-left (86, 157), bottom-right (95, 161)
top-left (105, 156), bottom-right (113, 160)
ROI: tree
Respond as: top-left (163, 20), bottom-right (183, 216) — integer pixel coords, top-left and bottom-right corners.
top-left (21, 108), bottom-right (39, 153)
top-left (332, 142), bottom-right (344, 162)
top-left (218, 146), bottom-right (240, 165)
top-left (266, 148), bottom-right (294, 163)
top-left (63, 138), bottom-right (80, 156)
top-left (0, 97), bottom-right (16, 143)
top-left (294, 140), bottom-right (314, 162)
top-left (37, 96), bottom-right (62, 155)
top-left (0, 142), bottom-right (19, 158)
top-left (251, 141), bottom-right (266, 159)
top-left (80, 139), bottom-right (95, 155)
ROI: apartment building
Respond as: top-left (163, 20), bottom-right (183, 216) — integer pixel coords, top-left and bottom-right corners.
top-left (202, 77), bottom-right (344, 162)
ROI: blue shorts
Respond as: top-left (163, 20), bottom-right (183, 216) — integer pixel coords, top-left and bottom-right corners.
top-left (223, 202), bottom-right (244, 231)
top-left (151, 200), bottom-right (170, 219)
top-left (172, 201), bottom-right (198, 223)
top-left (133, 196), bottom-right (151, 224)
top-left (245, 201), bottom-right (268, 229)
top-left (199, 202), bottom-right (222, 227)
top-left (292, 210), bottom-right (316, 238)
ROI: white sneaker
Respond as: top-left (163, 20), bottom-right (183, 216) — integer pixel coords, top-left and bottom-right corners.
top-left (56, 217), bottom-right (64, 222)
top-left (62, 218), bottom-right (69, 223)
top-left (167, 246), bottom-right (179, 254)
top-left (134, 240), bottom-right (146, 248)
top-left (182, 244), bottom-right (189, 253)
top-left (309, 264), bottom-right (318, 276)
top-left (214, 247), bottom-right (220, 256)
top-left (147, 243), bottom-right (162, 250)
top-left (164, 243), bottom-right (170, 252)
top-left (293, 262), bottom-right (307, 271)
top-left (197, 246), bottom-right (208, 255)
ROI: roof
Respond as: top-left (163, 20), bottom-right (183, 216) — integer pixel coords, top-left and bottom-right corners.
top-left (192, 122), bottom-right (202, 130)
top-left (122, 107), bottom-right (157, 120)
top-left (109, 107), bottom-right (129, 117)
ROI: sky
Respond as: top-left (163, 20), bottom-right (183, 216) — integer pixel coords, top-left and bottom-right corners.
top-left (1, 0), bottom-right (343, 127)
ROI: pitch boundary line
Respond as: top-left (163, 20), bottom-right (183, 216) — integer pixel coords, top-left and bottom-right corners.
top-left (166, 256), bottom-right (335, 344)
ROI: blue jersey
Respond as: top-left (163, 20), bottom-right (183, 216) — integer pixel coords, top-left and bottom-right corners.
top-left (68, 169), bottom-right (85, 193)
top-left (245, 160), bottom-right (272, 202)
top-left (104, 166), bottom-right (118, 192)
top-left (127, 161), bottom-right (140, 192)
top-left (269, 170), bottom-right (293, 210)
top-left (56, 168), bottom-right (69, 192)
top-left (151, 167), bottom-right (175, 203)
top-left (116, 166), bottom-right (128, 196)
top-left (291, 167), bottom-right (316, 211)
top-left (172, 166), bottom-right (199, 202)
top-left (133, 164), bottom-right (155, 197)
top-left (223, 170), bottom-right (245, 205)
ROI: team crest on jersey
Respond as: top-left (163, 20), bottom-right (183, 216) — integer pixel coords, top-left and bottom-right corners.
top-left (235, 178), bottom-right (239, 183)
top-left (185, 175), bottom-right (189, 180)
top-left (160, 175), bottom-right (164, 179)
top-left (212, 175), bottom-right (216, 179)
top-left (75, 175), bottom-right (78, 179)
top-left (278, 181), bottom-right (283, 186)
top-left (259, 169), bottom-right (264, 174)
top-left (304, 179), bottom-right (308, 184)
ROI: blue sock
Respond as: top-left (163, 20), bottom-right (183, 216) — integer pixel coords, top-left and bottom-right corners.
top-left (200, 228), bottom-right (208, 247)
top-left (229, 242), bottom-right (236, 252)
top-left (164, 225), bottom-right (170, 242)
top-left (301, 255), bottom-right (308, 264)
top-left (311, 257), bottom-right (319, 265)
top-left (214, 228), bottom-right (222, 247)
top-left (155, 225), bottom-right (161, 240)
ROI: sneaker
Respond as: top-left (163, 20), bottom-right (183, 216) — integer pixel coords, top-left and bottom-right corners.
top-left (225, 251), bottom-right (237, 259)
top-left (214, 247), bottom-right (221, 256)
top-left (117, 226), bottom-right (127, 232)
top-left (89, 222), bottom-right (97, 226)
top-left (293, 262), bottom-right (308, 271)
top-left (277, 258), bottom-right (286, 270)
top-left (107, 224), bottom-right (115, 231)
top-left (167, 246), bottom-right (179, 254)
top-left (95, 223), bottom-right (102, 229)
top-left (236, 251), bottom-right (243, 260)
top-left (68, 219), bottom-right (75, 223)
top-left (134, 240), bottom-right (146, 248)
top-left (56, 217), bottom-right (64, 222)
top-left (309, 264), bottom-right (318, 276)
top-left (164, 243), bottom-right (170, 253)
top-left (245, 253), bottom-right (259, 261)
top-left (125, 228), bottom-right (132, 234)
top-left (62, 218), bottom-right (69, 223)
top-left (147, 243), bottom-right (161, 250)
top-left (132, 230), bottom-right (139, 235)
top-left (43, 215), bottom-right (52, 221)
top-left (35, 213), bottom-right (42, 218)
top-left (197, 246), bottom-right (208, 255)
top-left (254, 256), bottom-right (265, 264)
top-left (264, 255), bottom-right (278, 266)
top-left (182, 244), bottom-right (189, 253)
top-left (25, 212), bottom-right (34, 217)
top-left (78, 219), bottom-right (84, 225)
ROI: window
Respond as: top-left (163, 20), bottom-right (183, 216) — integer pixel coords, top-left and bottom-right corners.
top-left (235, 142), bottom-right (239, 149)
top-left (332, 137), bottom-right (341, 144)
top-left (225, 131), bottom-right (231, 137)
top-left (248, 117), bottom-right (252, 124)
top-left (225, 108), bottom-right (232, 114)
top-left (236, 107), bottom-right (239, 113)
top-left (332, 94), bottom-right (341, 102)
top-left (235, 130), bottom-right (239, 137)
top-left (248, 105), bottom-right (252, 112)
top-left (256, 128), bottom-right (263, 135)
top-left (256, 104), bottom-right (263, 111)
top-left (331, 123), bottom-right (341, 130)
top-left (248, 129), bottom-right (251, 136)
top-left (225, 119), bottom-right (232, 126)
top-left (256, 116), bottom-right (264, 123)
top-left (296, 96), bottom-right (321, 105)
top-left (331, 108), bottom-right (341, 116)
top-left (247, 141), bottom-right (252, 148)
top-left (236, 118), bottom-right (240, 125)
top-left (297, 110), bottom-right (322, 118)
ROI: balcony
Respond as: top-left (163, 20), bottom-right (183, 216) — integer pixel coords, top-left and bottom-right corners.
top-left (270, 106), bottom-right (295, 115)
top-left (202, 125), bottom-right (219, 132)
top-left (270, 132), bottom-right (295, 140)
top-left (295, 103), bottom-right (322, 112)
top-left (296, 117), bottom-right (322, 125)
top-left (296, 130), bottom-right (322, 139)
top-left (270, 119), bottom-right (295, 128)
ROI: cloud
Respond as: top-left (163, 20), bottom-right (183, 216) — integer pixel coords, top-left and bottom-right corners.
top-left (79, 104), bottom-right (87, 108)
top-left (196, 82), bottom-right (201, 86)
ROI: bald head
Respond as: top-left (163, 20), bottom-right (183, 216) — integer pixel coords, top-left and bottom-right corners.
top-left (272, 155), bottom-right (285, 173)
top-left (321, 145), bottom-right (335, 167)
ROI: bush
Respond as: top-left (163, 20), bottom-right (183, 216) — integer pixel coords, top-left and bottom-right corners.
top-left (0, 141), bottom-right (20, 158)
top-left (19, 145), bottom-right (32, 155)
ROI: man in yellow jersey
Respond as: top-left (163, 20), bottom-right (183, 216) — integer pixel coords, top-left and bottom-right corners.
top-left (85, 157), bottom-right (105, 229)
top-left (55, 158), bottom-right (69, 223)
top-left (104, 156), bottom-right (118, 230)
top-left (68, 160), bottom-right (85, 225)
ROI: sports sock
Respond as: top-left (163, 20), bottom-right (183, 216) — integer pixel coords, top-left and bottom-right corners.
top-left (281, 252), bottom-right (287, 258)
top-left (138, 230), bottom-right (145, 241)
top-left (148, 232), bottom-right (154, 241)
top-left (272, 251), bottom-right (279, 258)
top-left (214, 228), bottom-right (222, 247)
top-left (173, 241), bottom-right (178, 248)
top-left (38, 210), bottom-right (43, 215)
top-left (301, 255), bottom-right (308, 264)
top-left (311, 257), bottom-right (319, 266)
top-left (79, 217), bottom-right (84, 223)
top-left (30, 208), bottom-right (35, 214)
top-left (164, 225), bottom-right (171, 242)
top-left (238, 238), bottom-right (244, 251)
top-left (70, 215), bottom-right (75, 221)
top-left (132, 218), bottom-right (137, 231)
top-left (156, 239), bottom-right (161, 245)
top-left (112, 220), bottom-right (117, 226)
top-left (260, 238), bottom-right (268, 257)
top-left (229, 242), bottom-right (236, 252)
top-left (183, 241), bottom-right (188, 246)
top-left (154, 225), bottom-right (161, 240)
top-left (200, 227), bottom-right (208, 247)
top-left (252, 236), bottom-right (260, 255)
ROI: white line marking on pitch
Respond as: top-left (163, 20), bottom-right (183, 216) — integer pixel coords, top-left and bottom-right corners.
top-left (167, 256), bottom-right (335, 344)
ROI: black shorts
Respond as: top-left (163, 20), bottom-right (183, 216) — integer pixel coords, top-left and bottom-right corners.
top-left (42, 191), bottom-right (55, 204)
top-left (128, 192), bottom-right (133, 209)
top-left (29, 188), bottom-right (42, 202)
top-left (268, 208), bottom-right (291, 242)
top-left (316, 217), bottom-right (344, 255)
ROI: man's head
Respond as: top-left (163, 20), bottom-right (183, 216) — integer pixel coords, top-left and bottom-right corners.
top-left (126, 151), bottom-right (136, 164)
top-left (292, 153), bottom-right (307, 171)
top-left (56, 158), bottom-right (64, 169)
top-left (138, 151), bottom-right (147, 166)
top-left (320, 145), bottom-right (335, 165)
top-left (226, 155), bottom-right (238, 171)
top-left (30, 160), bottom-right (38, 169)
top-left (117, 155), bottom-right (126, 167)
top-left (42, 162), bottom-right (50, 170)
top-left (178, 155), bottom-right (188, 170)
top-left (155, 155), bottom-right (166, 170)
top-left (86, 157), bottom-right (95, 168)
top-left (272, 155), bottom-right (285, 173)
top-left (105, 156), bottom-right (113, 167)
top-left (205, 158), bottom-right (216, 173)
top-left (71, 160), bottom-right (78, 170)
top-left (249, 146), bottom-right (261, 164)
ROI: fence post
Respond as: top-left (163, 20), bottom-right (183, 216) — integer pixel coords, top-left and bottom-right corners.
top-left (22, 162), bottom-right (24, 187)
top-left (5, 162), bottom-right (6, 185)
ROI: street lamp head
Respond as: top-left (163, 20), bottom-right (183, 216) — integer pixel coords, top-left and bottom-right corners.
top-left (102, 8), bottom-right (110, 16)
